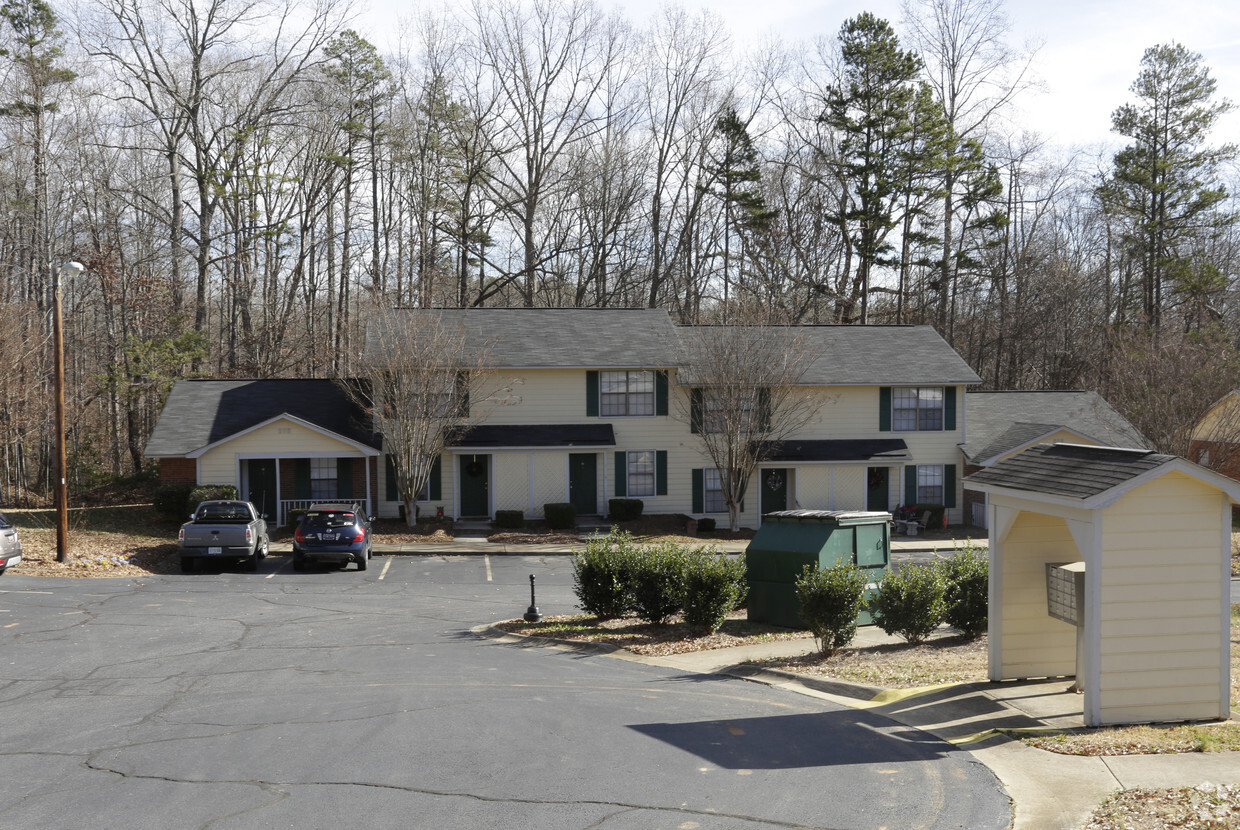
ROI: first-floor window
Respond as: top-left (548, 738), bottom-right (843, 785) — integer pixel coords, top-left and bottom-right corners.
top-left (627, 450), bottom-right (656, 497)
top-left (310, 457), bottom-right (337, 499)
top-left (917, 464), bottom-right (944, 504)
top-left (704, 468), bottom-right (727, 513)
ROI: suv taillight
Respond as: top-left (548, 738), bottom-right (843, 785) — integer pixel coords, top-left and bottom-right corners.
top-left (352, 527), bottom-right (366, 543)
top-left (294, 527), bottom-right (305, 543)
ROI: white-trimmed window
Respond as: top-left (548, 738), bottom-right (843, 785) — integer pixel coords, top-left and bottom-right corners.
top-left (700, 388), bottom-right (762, 434)
top-left (704, 468), bottom-right (727, 513)
top-left (627, 450), bottom-right (656, 497)
top-left (310, 457), bottom-right (337, 500)
top-left (1197, 446), bottom-right (1211, 466)
top-left (917, 464), bottom-right (944, 504)
top-left (894, 387), bottom-right (944, 431)
top-left (601, 370), bottom-right (655, 416)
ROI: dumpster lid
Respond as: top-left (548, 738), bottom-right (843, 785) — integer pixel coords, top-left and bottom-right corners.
top-left (762, 509), bottom-right (892, 525)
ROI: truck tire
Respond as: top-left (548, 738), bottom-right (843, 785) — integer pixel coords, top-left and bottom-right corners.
top-left (180, 557), bottom-right (195, 574)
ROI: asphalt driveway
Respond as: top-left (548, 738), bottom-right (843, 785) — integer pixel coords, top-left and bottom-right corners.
top-left (0, 554), bottom-right (1011, 829)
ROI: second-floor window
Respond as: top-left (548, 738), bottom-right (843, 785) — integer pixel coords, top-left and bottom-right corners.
top-left (893, 387), bottom-right (943, 431)
top-left (601, 370), bottom-right (655, 416)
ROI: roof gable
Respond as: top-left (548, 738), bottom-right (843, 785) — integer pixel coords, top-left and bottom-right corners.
top-left (963, 391), bottom-right (1148, 464)
top-left (145, 379), bottom-right (378, 457)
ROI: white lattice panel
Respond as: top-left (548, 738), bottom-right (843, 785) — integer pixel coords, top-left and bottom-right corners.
top-left (833, 466), bottom-right (866, 511)
top-left (493, 453), bottom-right (528, 513)
top-left (530, 453), bottom-right (568, 517)
top-left (795, 467), bottom-right (832, 510)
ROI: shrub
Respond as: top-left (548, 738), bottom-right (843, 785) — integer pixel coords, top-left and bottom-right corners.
top-left (795, 560), bottom-right (869, 656)
top-left (543, 502), bottom-right (577, 530)
top-left (939, 544), bottom-right (988, 638)
top-left (494, 510), bottom-right (525, 529)
top-left (571, 529), bottom-right (637, 619)
top-left (189, 485), bottom-right (239, 508)
top-left (629, 542), bottom-right (687, 625)
top-left (286, 509), bottom-right (308, 529)
top-left (696, 517), bottom-right (716, 533)
top-left (682, 548), bottom-right (747, 634)
top-left (870, 564), bottom-right (947, 644)
top-left (153, 483), bottom-right (195, 519)
top-left (607, 498), bottom-right (644, 522)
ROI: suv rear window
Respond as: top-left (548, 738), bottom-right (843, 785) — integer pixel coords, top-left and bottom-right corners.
top-left (304, 512), bottom-right (357, 529)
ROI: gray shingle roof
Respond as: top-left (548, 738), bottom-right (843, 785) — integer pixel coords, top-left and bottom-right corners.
top-left (764, 438), bottom-right (911, 463)
top-left (454, 424), bottom-right (615, 448)
top-left (964, 443), bottom-right (1175, 500)
top-left (145, 379), bottom-right (379, 457)
top-left (963, 391), bottom-right (1148, 464)
top-left (368, 308), bottom-right (680, 369)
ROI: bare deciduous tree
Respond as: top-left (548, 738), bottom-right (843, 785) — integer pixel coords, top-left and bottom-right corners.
top-left (676, 314), bottom-right (821, 531)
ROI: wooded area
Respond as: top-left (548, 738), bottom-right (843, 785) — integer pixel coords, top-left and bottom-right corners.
top-left (1, 0), bottom-right (1238, 504)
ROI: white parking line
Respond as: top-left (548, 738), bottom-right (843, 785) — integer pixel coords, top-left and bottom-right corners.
top-left (485, 554), bottom-right (492, 582)
top-left (0, 591), bottom-right (52, 594)
top-left (378, 557), bottom-right (393, 580)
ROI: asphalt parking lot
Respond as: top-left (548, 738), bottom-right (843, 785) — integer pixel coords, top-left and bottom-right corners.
top-left (0, 553), bottom-right (1011, 830)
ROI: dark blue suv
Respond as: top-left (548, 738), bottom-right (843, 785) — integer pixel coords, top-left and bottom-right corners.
top-left (293, 503), bottom-right (374, 571)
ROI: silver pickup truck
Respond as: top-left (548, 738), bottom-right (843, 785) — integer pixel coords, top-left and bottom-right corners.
top-left (178, 500), bottom-right (269, 573)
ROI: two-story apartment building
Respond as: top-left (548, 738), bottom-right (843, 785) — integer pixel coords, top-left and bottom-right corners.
top-left (146, 308), bottom-right (982, 527)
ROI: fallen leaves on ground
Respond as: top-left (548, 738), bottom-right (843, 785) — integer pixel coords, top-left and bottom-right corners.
top-left (1085, 783), bottom-right (1240, 830)
top-left (752, 632), bottom-right (989, 688)
top-left (11, 527), bottom-right (180, 577)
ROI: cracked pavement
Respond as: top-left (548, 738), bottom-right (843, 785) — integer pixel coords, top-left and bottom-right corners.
top-left (0, 554), bottom-right (1011, 829)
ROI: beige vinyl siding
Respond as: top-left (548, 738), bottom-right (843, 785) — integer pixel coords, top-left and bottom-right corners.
top-left (197, 421), bottom-right (364, 485)
top-left (994, 511), bottom-right (1079, 679)
top-left (1096, 471), bottom-right (1229, 724)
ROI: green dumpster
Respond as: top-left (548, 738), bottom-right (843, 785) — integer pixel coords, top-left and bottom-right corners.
top-left (745, 509), bottom-right (891, 628)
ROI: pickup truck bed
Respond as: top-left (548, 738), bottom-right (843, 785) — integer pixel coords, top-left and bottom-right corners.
top-left (178, 500), bottom-right (269, 573)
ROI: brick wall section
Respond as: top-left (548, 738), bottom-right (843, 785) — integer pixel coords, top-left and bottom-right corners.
top-left (160, 458), bottom-right (197, 486)
top-left (279, 459), bottom-right (298, 500)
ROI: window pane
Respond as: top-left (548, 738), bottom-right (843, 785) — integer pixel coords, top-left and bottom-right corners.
top-left (893, 388), bottom-right (918, 431)
top-left (628, 451), bottom-right (655, 497)
top-left (600, 393), bottom-right (627, 417)
top-left (917, 465), bottom-right (944, 504)
top-left (310, 458), bottom-right (335, 479)
top-left (704, 468), bottom-right (726, 513)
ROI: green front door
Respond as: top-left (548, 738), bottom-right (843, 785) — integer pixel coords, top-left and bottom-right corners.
top-left (867, 467), bottom-right (889, 511)
top-left (760, 468), bottom-right (788, 515)
top-left (459, 454), bottom-right (490, 517)
top-left (246, 459), bottom-right (277, 521)
top-left (569, 453), bottom-right (597, 515)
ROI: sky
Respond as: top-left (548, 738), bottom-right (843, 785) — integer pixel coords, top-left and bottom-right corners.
top-left (358, 0), bottom-right (1240, 152)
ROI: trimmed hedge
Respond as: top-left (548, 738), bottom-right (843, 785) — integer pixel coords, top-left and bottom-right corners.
top-left (153, 483), bottom-right (195, 519)
top-left (682, 548), bottom-right (747, 634)
top-left (629, 541), bottom-right (686, 624)
top-left (939, 544), bottom-right (988, 638)
top-left (870, 564), bottom-right (947, 644)
top-left (795, 560), bottom-right (869, 656)
top-left (572, 529), bottom-right (637, 619)
top-left (189, 484), bottom-right (239, 507)
top-left (543, 502), bottom-right (577, 530)
top-left (608, 498), bottom-right (644, 522)
top-left (494, 510), bottom-right (525, 529)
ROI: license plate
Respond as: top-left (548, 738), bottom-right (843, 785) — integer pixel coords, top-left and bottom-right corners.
top-left (319, 533), bottom-right (337, 541)
top-left (208, 546), bottom-right (223, 555)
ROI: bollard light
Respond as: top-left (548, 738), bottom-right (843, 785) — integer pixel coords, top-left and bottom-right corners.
top-left (523, 573), bottom-right (542, 622)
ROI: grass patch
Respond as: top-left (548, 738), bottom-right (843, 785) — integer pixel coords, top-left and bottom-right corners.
top-left (1019, 722), bottom-right (1240, 756)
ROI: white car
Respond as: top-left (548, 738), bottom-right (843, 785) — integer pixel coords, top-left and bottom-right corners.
top-left (0, 511), bottom-right (22, 575)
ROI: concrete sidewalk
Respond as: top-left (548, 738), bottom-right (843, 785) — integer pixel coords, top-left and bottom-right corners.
top-left (482, 623), bottom-right (1239, 830)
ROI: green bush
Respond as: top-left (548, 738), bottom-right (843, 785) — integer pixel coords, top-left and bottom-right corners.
top-left (870, 564), bottom-right (947, 644)
top-left (682, 548), bottom-right (747, 634)
top-left (543, 502), bottom-right (577, 530)
top-left (629, 542), bottom-right (687, 625)
top-left (153, 483), bottom-right (195, 519)
top-left (287, 509), bottom-right (308, 529)
top-left (608, 498), bottom-right (644, 522)
top-left (795, 560), bottom-right (869, 656)
top-left (571, 529), bottom-right (637, 619)
top-left (189, 485), bottom-right (239, 508)
top-left (939, 544), bottom-right (988, 638)
top-left (494, 510), bottom-right (525, 529)
top-left (696, 517), bottom-right (716, 533)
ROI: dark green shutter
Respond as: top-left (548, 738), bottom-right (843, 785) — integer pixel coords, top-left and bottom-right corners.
top-left (385, 455), bottom-right (397, 501)
top-left (295, 458), bottom-right (311, 499)
top-left (655, 370), bottom-right (668, 416)
top-left (586, 371), bottom-right (599, 416)
top-left (457, 372), bottom-right (470, 418)
top-left (337, 458), bottom-right (353, 499)
top-left (429, 455), bottom-right (442, 501)
top-left (879, 387), bottom-right (892, 431)
top-left (905, 465), bottom-right (917, 506)
top-left (944, 386), bottom-right (956, 431)
top-left (690, 388), bottom-right (703, 434)
top-left (656, 451), bottom-right (667, 495)
top-left (757, 388), bottom-right (772, 432)
top-left (692, 468), bottom-right (704, 513)
top-left (614, 451), bottom-right (626, 497)
top-left (945, 464), bottom-right (957, 508)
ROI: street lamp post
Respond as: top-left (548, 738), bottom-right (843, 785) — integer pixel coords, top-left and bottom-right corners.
top-left (53, 260), bottom-right (84, 563)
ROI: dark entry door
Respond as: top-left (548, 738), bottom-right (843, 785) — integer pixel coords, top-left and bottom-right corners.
top-left (246, 459), bottom-right (277, 521)
top-left (867, 466), bottom-right (890, 511)
top-left (459, 454), bottom-right (490, 517)
top-left (760, 468), bottom-right (788, 515)
top-left (569, 453), bottom-right (597, 515)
